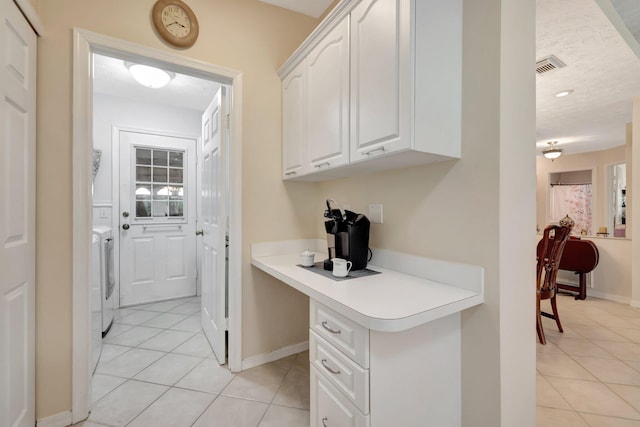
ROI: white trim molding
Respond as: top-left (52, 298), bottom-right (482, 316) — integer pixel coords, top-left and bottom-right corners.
top-left (72, 28), bottom-right (243, 422)
top-left (36, 411), bottom-right (73, 427)
top-left (242, 341), bottom-right (309, 371)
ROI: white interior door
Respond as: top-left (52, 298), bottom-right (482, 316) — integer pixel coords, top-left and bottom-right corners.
top-left (0, 1), bottom-right (36, 426)
top-left (118, 130), bottom-right (197, 306)
top-left (200, 88), bottom-right (228, 364)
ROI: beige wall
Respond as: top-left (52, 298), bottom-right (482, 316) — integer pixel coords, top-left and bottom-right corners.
top-left (35, 0), bottom-right (538, 423)
top-left (536, 145), bottom-right (626, 233)
top-left (35, 0), bottom-right (320, 419)
top-left (316, 0), bottom-right (537, 424)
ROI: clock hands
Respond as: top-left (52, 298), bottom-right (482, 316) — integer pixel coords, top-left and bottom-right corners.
top-left (167, 21), bottom-right (186, 28)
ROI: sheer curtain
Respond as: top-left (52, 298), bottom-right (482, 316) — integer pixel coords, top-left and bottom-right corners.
top-left (550, 184), bottom-right (592, 234)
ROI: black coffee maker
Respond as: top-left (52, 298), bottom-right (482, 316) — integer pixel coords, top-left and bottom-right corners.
top-left (323, 199), bottom-right (371, 271)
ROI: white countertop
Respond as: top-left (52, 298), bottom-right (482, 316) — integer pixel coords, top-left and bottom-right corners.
top-left (251, 240), bottom-right (484, 332)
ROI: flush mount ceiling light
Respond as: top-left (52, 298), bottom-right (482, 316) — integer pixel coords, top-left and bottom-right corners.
top-left (542, 141), bottom-right (563, 159)
top-left (125, 62), bottom-right (175, 88)
top-left (554, 89), bottom-right (574, 98)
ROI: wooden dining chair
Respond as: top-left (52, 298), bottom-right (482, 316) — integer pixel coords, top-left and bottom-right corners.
top-left (536, 224), bottom-right (573, 344)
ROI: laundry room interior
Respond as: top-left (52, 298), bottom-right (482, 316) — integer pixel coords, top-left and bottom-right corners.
top-left (90, 51), bottom-right (230, 370)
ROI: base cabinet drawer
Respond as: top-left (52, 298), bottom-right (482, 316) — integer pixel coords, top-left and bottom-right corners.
top-left (310, 330), bottom-right (369, 414)
top-left (311, 366), bottom-right (369, 427)
top-left (310, 300), bottom-right (369, 368)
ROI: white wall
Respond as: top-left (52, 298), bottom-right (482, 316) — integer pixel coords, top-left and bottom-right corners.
top-left (92, 92), bottom-right (202, 205)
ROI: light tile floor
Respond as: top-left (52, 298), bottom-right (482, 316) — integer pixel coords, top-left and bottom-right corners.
top-left (537, 293), bottom-right (640, 426)
top-left (78, 291), bottom-right (640, 426)
top-left (76, 296), bottom-right (310, 427)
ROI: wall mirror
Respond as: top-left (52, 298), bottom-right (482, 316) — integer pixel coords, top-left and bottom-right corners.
top-left (607, 162), bottom-right (626, 238)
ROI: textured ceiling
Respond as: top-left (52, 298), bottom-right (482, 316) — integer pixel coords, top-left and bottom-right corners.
top-left (256, 0), bottom-right (334, 18)
top-left (93, 54), bottom-right (220, 112)
top-left (92, 1), bottom-right (640, 157)
top-left (536, 0), bottom-right (640, 155)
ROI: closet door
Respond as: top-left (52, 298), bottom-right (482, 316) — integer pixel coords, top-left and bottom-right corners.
top-left (0, 1), bottom-right (37, 426)
top-left (305, 17), bottom-right (350, 172)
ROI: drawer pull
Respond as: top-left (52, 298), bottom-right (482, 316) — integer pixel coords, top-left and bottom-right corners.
top-left (364, 146), bottom-right (386, 157)
top-left (321, 359), bottom-right (341, 375)
top-left (321, 321), bottom-right (341, 334)
top-left (322, 417), bottom-right (328, 427)
top-left (314, 162), bottom-right (331, 169)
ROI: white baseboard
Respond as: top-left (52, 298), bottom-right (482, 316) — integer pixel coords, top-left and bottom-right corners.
top-left (36, 411), bottom-right (73, 427)
top-left (588, 289), bottom-right (631, 305)
top-left (241, 341), bottom-right (309, 371)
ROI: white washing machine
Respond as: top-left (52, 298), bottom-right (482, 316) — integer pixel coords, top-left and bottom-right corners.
top-left (93, 226), bottom-right (115, 336)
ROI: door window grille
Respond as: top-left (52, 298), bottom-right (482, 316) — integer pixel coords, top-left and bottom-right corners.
top-left (134, 148), bottom-right (185, 218)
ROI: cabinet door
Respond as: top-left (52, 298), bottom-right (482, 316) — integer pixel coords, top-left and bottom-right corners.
top-left (350, 0), bottom-right (410, 162)
top-left (311, 367), bottom-right (369, 427)
top-left (306, 18), bottom-right (350, 172)
top-left (282, 62), bottom-right (306, 179)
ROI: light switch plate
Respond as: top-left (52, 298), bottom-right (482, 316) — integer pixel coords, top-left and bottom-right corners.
top-left (369, 204), bottom-right (383, 224)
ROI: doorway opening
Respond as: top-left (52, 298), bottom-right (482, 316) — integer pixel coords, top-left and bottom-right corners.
top-left (548, 169), bottom-right (594, 235)
top-left (72, 29), bottom-right (243, 423)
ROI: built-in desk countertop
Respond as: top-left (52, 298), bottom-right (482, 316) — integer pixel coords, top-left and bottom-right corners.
top-left (251, 239), bottom-right (484, 332)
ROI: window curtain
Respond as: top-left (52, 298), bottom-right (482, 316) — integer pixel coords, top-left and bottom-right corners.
top-left (550, 184), bottom-right (592, 234)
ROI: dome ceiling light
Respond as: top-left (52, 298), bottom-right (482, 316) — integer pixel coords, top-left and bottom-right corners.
top-left (125, 62), bottom-right (175, 89)
top-left (542, 141), bottom-right (563, 160)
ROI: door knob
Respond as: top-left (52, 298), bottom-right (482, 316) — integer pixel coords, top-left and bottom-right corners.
top-left (122, 211), bottom-right (130, 218)
top-left (122, 223), bottom-right (130, 230)
top-left (195, 230), bottom-right (204, 236)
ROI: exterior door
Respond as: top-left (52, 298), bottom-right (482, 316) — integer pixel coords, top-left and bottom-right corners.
top-left (200, 88), bottom-right (227, 364)
top-left (118, 130), bottom-right (197, 306)
top-left (0, 1), bottom-right (37, 426)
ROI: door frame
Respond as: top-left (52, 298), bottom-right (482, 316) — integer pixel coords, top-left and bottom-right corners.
top-left (111, 125), bottom-right (200, 308)
top-left (72, 28), bottom-right (243, 423)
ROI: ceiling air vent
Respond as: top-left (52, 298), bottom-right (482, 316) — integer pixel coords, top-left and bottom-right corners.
top-left (536, 55), bottom-right (566, 75)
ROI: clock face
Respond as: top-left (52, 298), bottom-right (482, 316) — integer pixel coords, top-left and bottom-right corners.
top-left (161, 4), bottom-right (191, 38)
top-left (152, 0), bottom-right (199, 48)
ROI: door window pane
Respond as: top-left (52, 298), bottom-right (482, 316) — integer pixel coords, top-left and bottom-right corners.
top-left (153, 167), bottom-right (168, 182)
top-left (135, 184), bottom-right (151, 200)
top-left (136, 166), bottom-right (151, 182)
top-left (153, 201), bottom-right (168, 217)
top-left (169, 168), bottom-right (183, 183)
top-left (169, 151), bottom-right (183, 167)
top-left (153, 150), bottom-right (168, 166)
top-left (169, 201), bottom-right (183, 217)
top-left (136, 149), bottom-right (152, 165)
top-left (136, 201), bottom-right (151, 217)
top-left (135, 147), bottom-right (186, 219)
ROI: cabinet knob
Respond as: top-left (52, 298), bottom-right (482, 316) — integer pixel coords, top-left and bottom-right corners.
top-left (122, 223), bottom-right (130, 230)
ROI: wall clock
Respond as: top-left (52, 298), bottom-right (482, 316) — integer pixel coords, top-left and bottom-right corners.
top-left (152, 0), bottom-right (199, 48)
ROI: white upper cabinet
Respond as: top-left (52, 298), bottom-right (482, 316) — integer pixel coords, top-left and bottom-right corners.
top-left (306, 18), bottom-right (350, 172)
top-left (279, 0), bottom-right (462, 181)
top-left (282, 61), bottom-right (306, 179)
top-left (350, 0), bottom-right (408, 161)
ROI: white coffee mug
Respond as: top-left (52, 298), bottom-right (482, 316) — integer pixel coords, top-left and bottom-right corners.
top-left (332, 258), bottom-right (352, 277)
